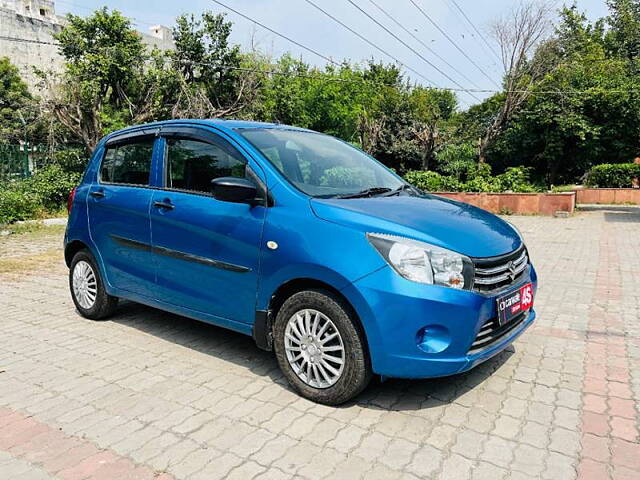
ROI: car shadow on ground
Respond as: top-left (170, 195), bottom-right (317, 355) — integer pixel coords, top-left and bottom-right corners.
top-left (108, 300), bottom-right (514, 412)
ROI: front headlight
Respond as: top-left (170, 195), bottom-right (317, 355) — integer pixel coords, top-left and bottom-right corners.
top-left (367, 233), bottom-right (474, 290)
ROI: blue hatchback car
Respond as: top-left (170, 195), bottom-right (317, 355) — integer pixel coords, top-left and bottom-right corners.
top-left (65, 119), bottom-right (537, 404)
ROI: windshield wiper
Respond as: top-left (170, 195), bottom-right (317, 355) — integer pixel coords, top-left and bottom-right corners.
top-left (335, 187), bottom-right (393, 199)
top-left (382, 184), bottom-right (417, 196)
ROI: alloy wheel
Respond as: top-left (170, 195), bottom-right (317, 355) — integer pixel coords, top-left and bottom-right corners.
top-left (284, 308), bottom-right (345, 388)
top-left (72, 260), bottom-right (97, 309)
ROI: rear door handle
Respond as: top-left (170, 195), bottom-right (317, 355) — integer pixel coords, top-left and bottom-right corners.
top-left (90, 190), bottom-right (105, 198)
top-left (153, 201), bottom-right (175, 210)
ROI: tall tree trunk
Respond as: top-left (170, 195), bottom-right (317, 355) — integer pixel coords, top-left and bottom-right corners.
top-left (478, 136), bottom-right (487, 163)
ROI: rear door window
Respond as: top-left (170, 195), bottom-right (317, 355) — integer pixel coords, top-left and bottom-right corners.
top-left (100, 140), bottom-right (154, 186)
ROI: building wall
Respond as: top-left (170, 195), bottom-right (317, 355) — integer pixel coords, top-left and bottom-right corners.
top-left (0, 5), bottom-right (63, 90)
top-left (141, 25), bottom-right (175, 52)
top-left (0, 1), bottom-right (173, 92)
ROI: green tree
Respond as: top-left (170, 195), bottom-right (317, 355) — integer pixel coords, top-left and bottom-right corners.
top-left (555, 4), bottom-right (606, 58)
top-left (0, 57), bottom-right (33, 143)
top-left (48, 8), bottom-right (149, 149)
top-left (167, 12), bottom-right (253, 118)
top-left (484, 3), bottom-right (640, 184)
top-left (254, 54), bottom-right (315, 127)
top-left (605, 0), bottom-right (640, 61)
top-left (407, 87), bottom-right (457, 170)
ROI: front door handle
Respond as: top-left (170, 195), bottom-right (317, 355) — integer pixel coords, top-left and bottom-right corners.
top-left (153, 200), bottom-right (175, 210)
top-left (90, 190), bottom-right (105, 198)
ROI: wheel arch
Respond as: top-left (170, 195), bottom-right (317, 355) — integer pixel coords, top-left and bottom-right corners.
top-left (253, 277), bottom-right (371, 361)
top-left (64, 239), bottom-right (90, 267)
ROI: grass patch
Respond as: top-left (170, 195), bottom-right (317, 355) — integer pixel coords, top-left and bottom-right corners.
top-left (550, 184), bottom-right (580, 193)
top-left (0, 249), bottom-right (63, 276)
top-left (1, 222), bottom-right (66, 237)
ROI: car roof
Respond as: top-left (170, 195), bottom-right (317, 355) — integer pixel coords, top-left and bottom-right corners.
top-left (102, 119), bottom-right (314, 142)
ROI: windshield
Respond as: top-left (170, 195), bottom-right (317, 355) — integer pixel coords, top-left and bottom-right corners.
top-left (238, 128), bottom-right (405, 198)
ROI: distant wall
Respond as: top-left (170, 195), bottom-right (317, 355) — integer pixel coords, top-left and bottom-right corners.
top-left (575, 188), bottom-right (640, 205)
top-left (0, 6), bottom-right (64, 90)
top-left (434, 192), bottom-right (576, 216)
top-left (0, 4), bottom-right (174, 93)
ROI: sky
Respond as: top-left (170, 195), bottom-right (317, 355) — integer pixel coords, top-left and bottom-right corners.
top-left (54, 0), bottom-right (611, 107)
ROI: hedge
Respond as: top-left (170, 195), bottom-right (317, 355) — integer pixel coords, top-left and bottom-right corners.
top-left (404, 166), bottom-right (540, 193)
top-left (0, 165), bottom-right (81, 224)
top-left (0, 189), bottom-right (42, 224)
top-left (585, 163), bottom-right (640, 188)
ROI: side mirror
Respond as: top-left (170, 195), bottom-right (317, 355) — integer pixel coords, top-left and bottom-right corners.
top-left (211, 177), bottom-right (258, 204)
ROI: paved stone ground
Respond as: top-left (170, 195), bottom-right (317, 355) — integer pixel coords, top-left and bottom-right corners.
top-left (0, 209), bottom-right (638, 480)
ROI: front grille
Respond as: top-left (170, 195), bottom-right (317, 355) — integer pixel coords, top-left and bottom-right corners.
top-left (472, 245), bottom-right (529, 293)
top-left (468, 311), bottom-right (528, 353)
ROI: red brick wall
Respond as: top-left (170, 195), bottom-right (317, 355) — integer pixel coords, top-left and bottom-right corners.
top-left (434, 192), bottom-right (576, 215)
top-left (575, 188), bottom-right (640, 205)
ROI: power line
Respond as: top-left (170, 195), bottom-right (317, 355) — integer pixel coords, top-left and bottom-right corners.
top-left (345, 0), bottom-right (481, 102)
top-left (407, 0), bottom-right (499, 88)
top-left (439, 0), bottom-right (499, 72)
top-left (160, 59), bottom-right (640, 97)
top-left (209, 0), bottom-right (340, 67)
top-left (4, 36), bottom-right (634, 97)
top-left (300, 0), bottom-right (437, 87)
top-left (366, 0), bottom-right (482, 90)
top-left (0, 35), bottom-right (413, 90)
top-left (163, 59), bottom-right (640, 97)
top-left (0, 35), bottom-right (466, 93)
top-left (447, 0), bottom-right (502, 63)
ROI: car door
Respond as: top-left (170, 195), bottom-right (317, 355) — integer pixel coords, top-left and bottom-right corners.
top-left (150, 128), bottom-right (267, 325)
top-left (87, 136), bottom-right (157, 297)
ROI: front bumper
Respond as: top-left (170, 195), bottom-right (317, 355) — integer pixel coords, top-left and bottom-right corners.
top-left (344, 264), bottom-right (537, 379)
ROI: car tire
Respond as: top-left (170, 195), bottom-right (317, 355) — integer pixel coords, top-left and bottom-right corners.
top-left (69, 249), bottom-right (118, 320)
top-left (273, 289), bottom-right (372, 405)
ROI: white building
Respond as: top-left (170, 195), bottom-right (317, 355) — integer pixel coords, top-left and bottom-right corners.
top-left (0, 0), bottom-right (174, 91)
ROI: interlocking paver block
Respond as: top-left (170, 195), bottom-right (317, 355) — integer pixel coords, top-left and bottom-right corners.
top-left (1, 208), bottom-right (639, 480)
top-left (405, 444), bottom-right (442, 477)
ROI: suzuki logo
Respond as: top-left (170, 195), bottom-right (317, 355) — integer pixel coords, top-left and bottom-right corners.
top-left (507, 261), bottom-right (517, 281)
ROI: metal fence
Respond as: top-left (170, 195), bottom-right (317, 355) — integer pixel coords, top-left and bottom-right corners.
top-left (0, 143), bottom-right (87, 182)
top-left (0, 143), bottom-right (53, 181)
top-left (0, 144), bottom-right (29, 180)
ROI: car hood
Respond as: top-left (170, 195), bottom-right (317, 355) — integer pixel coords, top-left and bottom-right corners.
top-left (310, 194), bottom-right (521, 258)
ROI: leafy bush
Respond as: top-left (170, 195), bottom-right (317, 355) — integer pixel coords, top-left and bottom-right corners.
top-left (496, 167), bottom-right (539, 193)
top-left (585, 163), bottom-right (640, 188)
top-left (435, 142), bottom-right (477, 180)
top-left (23, 165), bottom-right (82, 211)
top-left (0, 165), bottom-right (81, 224)
top-left (404, 170), bottom-right (462, 192)
top-left (0, 188), bottom-right (42, 224)
top-left (404, 165), bottom-right (540, 193)
top-left (50, 147), bottom-right (89, 174)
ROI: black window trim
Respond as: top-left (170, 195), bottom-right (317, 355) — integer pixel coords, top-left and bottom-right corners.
top-left (98, 133), bottom-right (157, 189)
top-left (159, 127), bottom-right (271, 206)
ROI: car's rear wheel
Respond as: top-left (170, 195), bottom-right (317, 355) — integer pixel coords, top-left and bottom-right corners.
top-left (273, 289), bottom-right (371, 405)
top-left (69, 249), bottom-right (118, 320)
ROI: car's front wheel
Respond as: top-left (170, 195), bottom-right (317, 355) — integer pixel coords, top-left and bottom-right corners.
top-left (69, 249), bottom-right (118, 320)
top-left (273, 289), bottom-right (371, 405)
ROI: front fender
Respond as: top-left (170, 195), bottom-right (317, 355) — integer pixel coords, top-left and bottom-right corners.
top-left (256, 263), bottom-right (359, 311)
